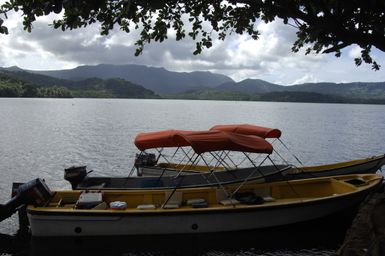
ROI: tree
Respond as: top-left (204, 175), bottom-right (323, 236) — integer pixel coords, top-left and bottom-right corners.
top-left (1, 1), bottom-right (384, 70)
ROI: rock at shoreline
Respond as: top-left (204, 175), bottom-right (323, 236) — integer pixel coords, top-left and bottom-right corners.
top-left (338, 185), bottom-right (385, 256)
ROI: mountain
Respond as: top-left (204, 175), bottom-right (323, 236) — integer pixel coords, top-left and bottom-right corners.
top-left (0, 71), bottom-right (72, 98)
top-left (288, 82), bottom-right (385, 99)
top-left (216, 79), bottom-right (385, 99)
top-left (217, 79), bottom-right (284, 93)
top-left (0, 68), bottom-right (72, 87)
top-left (0, 69), bottom-right (159, 98)
top-left (26, 64), bottom-right (234, 94)
top-left (2, 65), bottom-right (385, 103)
top-left (69, 78), bottom-right (159, 98)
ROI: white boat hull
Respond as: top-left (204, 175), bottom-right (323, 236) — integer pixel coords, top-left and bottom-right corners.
top-left (28, 191), bottom-right (367, 237)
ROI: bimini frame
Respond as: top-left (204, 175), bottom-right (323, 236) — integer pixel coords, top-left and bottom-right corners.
top-left (132, 129), bottom-right (292, 207)
top-left (210, 124), bottom-right (304, 168)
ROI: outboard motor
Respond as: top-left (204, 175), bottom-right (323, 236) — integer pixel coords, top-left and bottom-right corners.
top-left (64, 166), bottom-right (88, 190)
top-left (0, 178), bottom-right (52, 222)
top-left (134, 153), bottom-right (157, 167)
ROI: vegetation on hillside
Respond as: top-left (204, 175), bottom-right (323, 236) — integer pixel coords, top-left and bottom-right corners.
top-left (0, 73), bottom-right (72, 97)
top-left (69, 78), bottom-right (160, 98)
top-left (0, 71), bottom-right (159, 99)
top-left (1, 69), bottom-right (385, 104)
top-left (164, 89), bottom-right (260, 101)
top-left (164, 89), bottom-right (385, 104)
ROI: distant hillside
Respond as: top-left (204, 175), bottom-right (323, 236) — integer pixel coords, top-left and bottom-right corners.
top-left (69, 78), bottom-right (160, 98)
top-left (259, 91), bottom-right (347, 103)
top-left (24, 64), bottom-right (233, 94)
top-left (216, 79), bottom-right (385, 100)
top-left (0, 71), bottom-right (72, 98)
top-left (0, 69), bottom-right (159, 98)
top-left (1, 68), bottom-right (72, 87)
top-left (288, 82), bottom-right (385, 99)
top-left (217, 79), bottom-right (284, 93)
top-left (2, 65), bottom-right (385, 104)
top-left (165, 89), bottom-right (385, 104)
top-left (164, 89), bottom-right (260, 101)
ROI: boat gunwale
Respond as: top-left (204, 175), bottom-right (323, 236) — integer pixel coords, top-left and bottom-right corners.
top-left (27, 175), bottom-right (383, 217)
top-left (293, 154), bottom-right (385, 174)
top-left (137, 154), bottom-right (385, 179)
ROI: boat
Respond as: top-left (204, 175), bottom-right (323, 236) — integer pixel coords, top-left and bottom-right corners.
top-left (65, 126), bottom-right (385, 190)
top-left (27, 173), bottom-right (383, 237)
top-left (136, 124), bottom-right (385, 178)
top-left (140, 154), bottom-right (385, 181)
top-left (65, 130), bottom-right (291, 190)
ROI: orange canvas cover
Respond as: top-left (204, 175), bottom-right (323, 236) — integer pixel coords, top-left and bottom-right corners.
top-left (134, 130), bottom-right (193, 151)
top-left (175, 131), bottom-right (273, 155)
top-left (210, 124), bottom-right (281, 138)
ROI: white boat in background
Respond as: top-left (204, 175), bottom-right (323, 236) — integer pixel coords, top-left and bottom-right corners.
top-left (28, 173), bottom-right (383, 237)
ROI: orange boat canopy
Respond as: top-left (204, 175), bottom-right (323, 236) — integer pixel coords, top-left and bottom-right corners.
top-left (210, 124), bottom-right (282, 138)
top-left (134, 129), bottom-right (273, 154)
top-left (175, 130), bottom-right (273, 155)
top-left (134, 130), bottom-right (193, 151)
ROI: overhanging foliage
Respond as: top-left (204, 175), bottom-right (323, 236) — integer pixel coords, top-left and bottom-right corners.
top-left (1, 0), bottom-right (384, 69)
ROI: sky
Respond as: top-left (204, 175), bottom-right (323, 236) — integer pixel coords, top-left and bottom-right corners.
top-left (0, 7), bottom-right (384, 85)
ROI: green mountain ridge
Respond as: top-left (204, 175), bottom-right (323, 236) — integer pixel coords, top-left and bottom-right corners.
top-left (23, 64), bottom-right (233, 94)
top-left (217, 80), bottom-right (385, 99)
top-left (1, 65), bottom-right (385, 104)
top-left (0, 72), bottom-right (72, 97)
top-left (0, 70), bottom-right (159, 99)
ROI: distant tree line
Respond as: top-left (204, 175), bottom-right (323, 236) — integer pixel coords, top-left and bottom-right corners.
top-left (0, 83), bottom-right (73, 97)
top-left (0, 73), bottom-right (73, 98)
top-left (0, 72), bottom-right (159, 98)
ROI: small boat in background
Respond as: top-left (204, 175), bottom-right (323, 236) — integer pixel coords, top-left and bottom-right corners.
top-left (28, 173), bottom-right (383, 237)
top-left (65, 130), bottom-right (290, 190)
top-left (136, 124), bottom-right (385, 179)
top-left (64, 124), bottom-right (385, 190)
top-left (139, 154), bottom-right (385, 180)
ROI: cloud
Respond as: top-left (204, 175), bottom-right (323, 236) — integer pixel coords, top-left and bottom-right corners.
top-left (291, 74), bottom-right (318, 85)
top-left (348, 46), bottom-right (362, 59)
top-left (0, 9), bottom-right (384, 85)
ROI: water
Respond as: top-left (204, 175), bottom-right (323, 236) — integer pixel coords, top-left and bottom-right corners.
top-left (1, 98), bottom-right (385, 255)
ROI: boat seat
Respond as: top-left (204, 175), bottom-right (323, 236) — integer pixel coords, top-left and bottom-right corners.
top-left (216, 188), bottom-right (240, 206)
top-left (137, 204), bottom-right (156, 210)
top-left (219, 199), bottom-right (240, 206)
top-left (186, 198), bottom-right (208, 208)
top-left (186, 198), bottom-right (206, 205)
top-left (162, 191), bottom-right (182, 209)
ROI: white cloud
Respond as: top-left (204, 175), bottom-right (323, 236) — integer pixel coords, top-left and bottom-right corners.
top-left (348, 46), bottom-right (362, 59)
top-left (291, 74), bottom-right (318, 85)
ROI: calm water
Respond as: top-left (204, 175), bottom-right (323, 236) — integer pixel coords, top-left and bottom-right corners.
top-left (1, 98), bottom-right (385, 255)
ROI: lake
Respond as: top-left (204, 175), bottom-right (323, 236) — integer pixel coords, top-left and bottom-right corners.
top-left (1, 98), bottom-right (385, 255)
